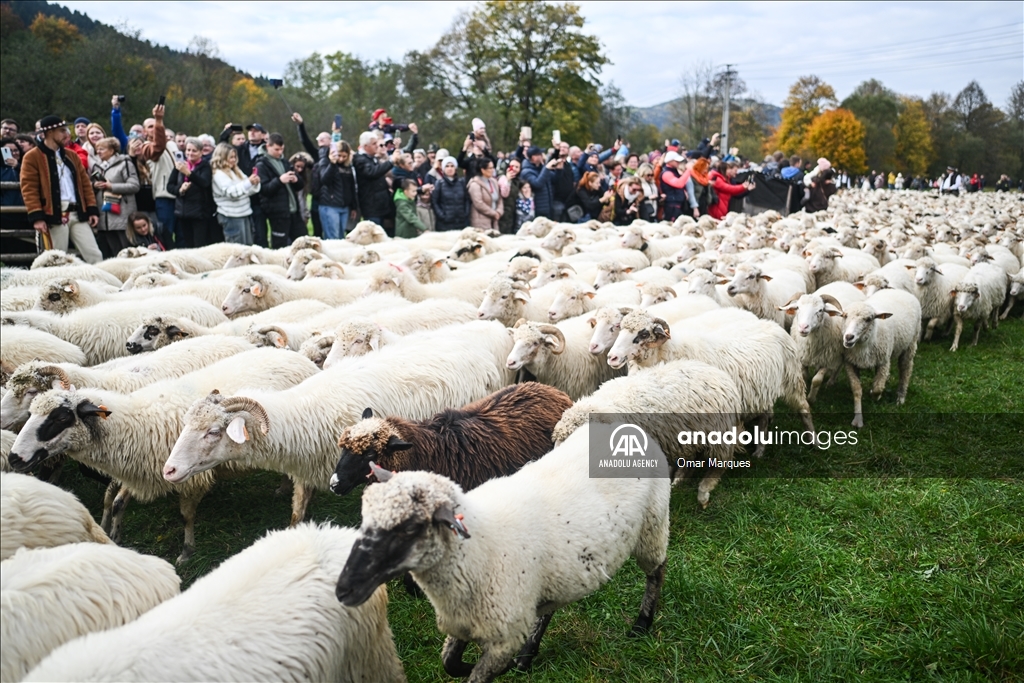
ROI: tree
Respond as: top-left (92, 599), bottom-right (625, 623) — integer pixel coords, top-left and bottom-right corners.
top-left (670, 61), bottom-right (750, 148)
top-left (950, 81), bottom-right (1006, 176)
top-left (806, 108), bottom-right (867, 174)
top-left (767, 76), bottom-right (836, 157)
top-left (893, 98), bottom-right (933, 177)
top-left (842, 79), bottom-right (899, 171)
top-left (1007, 81), bottom-right (1024, 179)
top-left (415, 0), bottom-right (608, 149)
top-left (29, 13), bottom-right (80, 53)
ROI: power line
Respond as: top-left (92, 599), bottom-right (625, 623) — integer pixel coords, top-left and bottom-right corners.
top-left (744, 52), bottom-right (1022, 82)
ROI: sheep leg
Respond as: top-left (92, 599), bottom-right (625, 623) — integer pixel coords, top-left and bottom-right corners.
top-left (290, 480), bottom-right (315, 526)
top-left (808, 367), bottom-right (828, 403)
top-left (176, 493), bottom-right (201, 565)
top-left (274, 474), bottom-right (293, 497)
top-left (630, 560), bottom-right (667, 636)
top-left (100, 480), bottom-right (119, 533)
top-left (750, 413), bottom-right (773, 458)
top-left (402, 572), bottom-right (424, 598)
top-left (971, 318), bottom-right (985, 347)
top-left (923, 317), bottom-right (939, 341)
top-left (896, 346), bottom-right (915, 406)
top-left (441, 636), bottom-right (475, 678)
top-left (512, 612), bottom-right (554, 672)
top-left (949, 314), bottom-right (964, 352)
top-left (870, 361), bottom-right (890, 400)
top-left (696, 468), bottom-right (724, 509)
top-left (847, 364), bottom-right (864, 428)
top-left (108, 486), bottom-right (132, 544)
top-left (991, 305), bottom-right (1000, 330)
top-left (1000, 295), bottom-right (1016, 320)
top-left (467, 644), bottom-right (523, 683)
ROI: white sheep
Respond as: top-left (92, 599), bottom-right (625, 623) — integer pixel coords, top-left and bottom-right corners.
top-left (33, 278), bottom-right (120, 314)
top-left (2, 264), bottom-right (122, 289)
top-left (911, 256), bottom-right (969, 340)
top-left (1000, 267), bottom-right (1023, 320)
top-left (477, 275), bottom-right (560, 327)
top-left (303, 259), bottom-right (348, 280)
top-left (506, 317), bottom-right (624, 400)
top-left (2, 285), bottom-right (43, 311)
top-left (854, 258), bottom-right (917, 297)
top-left (804, 245), bottom-right (880, 288)
top-left (284, 247), bottom-right (326, 279)
top-left (2, 542), bottom-right (180, 682)
top-left (1, 336), bottom-right (255, 431)
top-left (125, 299), bottom-right (336, 353)
top-left (607, 308), bottom-right (815, 455)
top-left (0, 324), bottom-right (87, 370)
top-left (363, 263), bottom-right (493, 306)
top-left (221, 272), bottom-right (364, 316)
top-left (3, 297), bottom-right (228, 365)
top-left (528, 260), bottom-right (582, 289)
top-left (1, 429), bottom-right (13, 471)
top-left (724, 262), bottom-right (808, 327)
top-left (25, 523), bottom-right (405, 683)
top-left (346, 220), bottom-right (390, 245)
top-left (8, 348), bottom-right (320, 561)
top-left (950, 263), bottom-right (1007, 352)
top-left (334, 425), bottom-right (669, 681)
top-left (585, 295), bottom-right (723, 356)
top-left (778, 282), bottom-right (866, 402)
top-left (162, 320), bottom-right (515, 527)
top-left (546, 280), bottom-right (641, 322)
top-left (683, 268), bottom-right (738, 307)
top-left (1, 472), bottom-right (110, 560)
top-left (30, 250), bottom-right (85, 269)
top-left (840, 289), bottom-right (921, 427)
top-left (552, 358), bottom-right (744, 507)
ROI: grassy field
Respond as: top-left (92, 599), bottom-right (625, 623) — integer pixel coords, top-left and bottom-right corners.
top-left (59, 314), bottom-right (1024, 682)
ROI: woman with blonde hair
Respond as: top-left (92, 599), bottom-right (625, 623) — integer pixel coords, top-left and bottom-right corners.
top-left (82, 122), bottom-right (107, 166)
top-left (211, 142), bottom-right (259, 244)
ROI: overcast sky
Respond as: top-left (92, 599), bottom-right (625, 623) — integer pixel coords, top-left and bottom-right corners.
top-left (63, 1), bottom-right (1023, 108)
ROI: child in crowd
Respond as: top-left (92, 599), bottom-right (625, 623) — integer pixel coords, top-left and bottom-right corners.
top-left (515, 182), bottom-right (535, 231)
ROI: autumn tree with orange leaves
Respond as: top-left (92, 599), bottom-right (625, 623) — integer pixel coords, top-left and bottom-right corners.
top-left (806, 108), bottom-right (867, 174)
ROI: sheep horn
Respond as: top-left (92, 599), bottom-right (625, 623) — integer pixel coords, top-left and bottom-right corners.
top-left (510, 279), bottom-right (531, 291)
top-left (367, 460), bottom-right (394, 483)
top-left (665, 287), bottom-right (678, 298)
top-left (537, 325), bottom-right (566, 354)
top-left (219, 397), bottom-right (270, 435)
top-left (557, 262), bottom-right (576, 273)
top-left (36, 365), bottom-right (71, 389)
top-left (819, 294), bottom-right (843, 313)
top-left (513, 318), bottom-right (528, 329)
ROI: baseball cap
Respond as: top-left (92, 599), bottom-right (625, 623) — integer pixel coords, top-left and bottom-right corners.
top-left (527, 145), bottom-right (544, 158)
top-left (664, 151), bottom-right (684, 164)
top-left (246, 123), bottom-right (266, 132)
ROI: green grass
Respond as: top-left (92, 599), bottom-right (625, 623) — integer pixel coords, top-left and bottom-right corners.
top-left (59, 315), bottom-right (1024, 682)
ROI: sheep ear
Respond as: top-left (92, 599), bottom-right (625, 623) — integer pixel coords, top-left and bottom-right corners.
top-left (369, 334), bottom-right (380, 352)
top-left (875, 312), bottom-right (893, 320)
top-left (587, 317), bottom-right (596, 328)
top-left (432, 259), bottom-right (445, 268)
top-left (903, 265), bottom-right (914, 270)
top-left (77, 401), bottom-right (111, 420)
top-left (513, 291), bottom-right (530, 303)
top-left (433, 503), bottom-right (471, 540)
top-left (362, 407), bottom-right (374, 420)
top-left (166, 325), bottom-right (188, 340)
top-left (584, 291), bottom-right (595, 299)
top-left (623, 267), bottom-right (633, 273)
top-left (716, 278), bottom-right (728, 285)
top-left (385, 435), bottom-right (413, 452)
top-left (269, 331), bottom-right (287, 348)
top-left (250, 283), bottom-right (264, 297)
top-left (249, 253), bottom-right (260, 264)
top-left (824, 306), bottom-right (842, 317)
top-left (227, 416), bottom-right (249, 444)
top-left (853, 281), bottom-right (866, 290)
top-left (368, 461), bottom-right (394, 483)
top-left (759, 274), bottom-right (773, 281)
top-left (559, 271), bottom-right (570, 279)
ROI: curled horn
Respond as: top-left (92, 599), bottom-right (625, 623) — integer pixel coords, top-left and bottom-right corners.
top-left (36, 365), bottom-right (71, 389)
top-left (537, 324), bottom-right (566, 354)
top-left (513, 318), bottom-right (528, 328)
top-left (510, 279), bottom-right (531, 291)
top-left (368, 460), bottom-right (394, 483)
top-left (665, 287), bottom-right (678, 298)
top-left (556, 262), bottom-right (576, 273)
top-left (219, 397), bottom-right (270, 435)
top-left (778, 294), bottom-right (802, 310)
top-left (257, 324), bottom-right (289, 348)
top-left (819, 294), bottom-right (844, 313)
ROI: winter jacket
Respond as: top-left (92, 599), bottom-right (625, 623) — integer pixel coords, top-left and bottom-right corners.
top-left (91, 154), bottom-right (139, 232)
top-left (708, 170), bottom-right (748, 220)
top-left (1, 164), bottom-right (23, 206)
top-left (352, 151), bottom-right (393, 219)
top-left (575, 186), bottom-right (607, 221)
top-left (20, 142), bottom-right (99, 226)
top-left (212, 168), bottom-right (260, 217)
top-left (520, 160), bottom-right (554, 219)
top-left (317, 159), bottom-right (357, 209)
top-left (168, 159), bottom-right (215, 220)
top-left (466, 175), bottom-right (504, 231)
top-left (256, 155), bottom-right (304, 217)
top-left (431, 174), bottom-right (469, 231)
top-left (498, 175), bottom-right (523, 234)
top-left (394, 189), bottom-right (426, 238)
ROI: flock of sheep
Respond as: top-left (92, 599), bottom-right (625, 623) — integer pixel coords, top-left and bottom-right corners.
top-left (1, 188), bottom-right (1021, 682)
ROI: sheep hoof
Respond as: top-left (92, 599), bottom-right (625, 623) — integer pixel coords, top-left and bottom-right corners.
top-left (628, 619), bottom-right (652, 637)
top-left (513, 654), bottom-right (536, 672)
top-left (176, 546), bottom-right (194, 565)
top-left (851, 414), bottom-right (864, 428)
top-left (697, 492), bottom-right (710, 509)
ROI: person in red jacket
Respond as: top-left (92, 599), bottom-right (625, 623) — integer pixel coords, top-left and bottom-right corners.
top-left (708, 161), bottom-right (754, 219)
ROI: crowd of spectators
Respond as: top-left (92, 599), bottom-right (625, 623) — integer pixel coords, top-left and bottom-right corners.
top-left (1, 101), bottom-right (1019, 258)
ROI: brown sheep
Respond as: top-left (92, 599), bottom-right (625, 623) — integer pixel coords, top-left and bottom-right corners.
top-left (330, 382), bottom-right (572, 496)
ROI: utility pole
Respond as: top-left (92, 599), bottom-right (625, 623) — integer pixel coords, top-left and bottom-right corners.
top-left (720, 64), bottom-right (737, 153)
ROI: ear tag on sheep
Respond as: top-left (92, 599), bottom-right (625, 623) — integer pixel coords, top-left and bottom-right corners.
top-left (368, 461), bottom-right (394, 482)
top-left (227, 416), bottom-right (249, 444)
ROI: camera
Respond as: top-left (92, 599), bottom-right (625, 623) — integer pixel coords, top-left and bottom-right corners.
top-left (468, 132), bottom-right (475, 142)
top-left (229, 124), bottom-right (244, 132)
top-left (117, 95), bottom-right (126, 103)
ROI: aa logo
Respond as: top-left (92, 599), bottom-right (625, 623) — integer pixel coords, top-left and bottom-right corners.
top-left (609, 424), bottom-right (648, 458)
